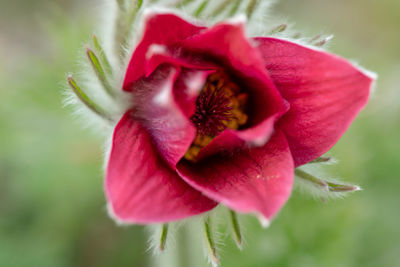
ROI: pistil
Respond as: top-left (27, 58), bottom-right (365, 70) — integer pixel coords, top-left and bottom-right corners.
top-left (184, 71), bottom-right (248, 162)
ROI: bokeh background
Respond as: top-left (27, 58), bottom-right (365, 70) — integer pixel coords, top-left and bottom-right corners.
top-left (1, 0), bottom-right (399, 266)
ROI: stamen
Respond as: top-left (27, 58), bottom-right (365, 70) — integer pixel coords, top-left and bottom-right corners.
top-left (184, 71), bottom-right (248, 162)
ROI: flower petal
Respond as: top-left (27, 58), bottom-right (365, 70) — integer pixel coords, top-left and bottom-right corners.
top-left (131, 66), bottom-right (196, 167)
top-left (177, 130), bottom-right (294, 220)
top-left (123, 13), bottom-right (205, 89)
top-left (105, 111), bottom-right (217, 224)
top-left (255, 37), bottom-right (375, 166)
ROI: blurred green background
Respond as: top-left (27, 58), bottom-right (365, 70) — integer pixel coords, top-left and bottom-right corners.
top-left (1, 0), bottom-right (399, 266)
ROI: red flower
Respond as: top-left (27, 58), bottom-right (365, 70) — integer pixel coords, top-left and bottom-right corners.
top-left (105, 13), bottom-right (374, 224)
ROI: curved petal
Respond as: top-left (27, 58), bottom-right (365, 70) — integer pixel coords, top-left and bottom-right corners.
top-left (195, 101), bottom-right (290, 161)
top-left (105, 112), bottom-right (217, 224)
top-left (255, 37), bottom-right (375, 166)
top-left (131, 66), bottom-right (196, 167)
top-left (177, 130), bottom-right (294, 220)
top-left (196, 130), bottom-right (245, 162)
top-left (144, 47), bottom-right (217, 79)
top-left (123, 13), bottom-right (205, 89)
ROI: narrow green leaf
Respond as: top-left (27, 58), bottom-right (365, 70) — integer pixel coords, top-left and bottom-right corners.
top-left (67, 76), bottom-right (112, 121)
top-left (314, 39), bottom-right (327, 46)
top-left (295, 169), bottom-right (361, 193)
top-left (203, 217), bottom-right (219, 266)
top-left (93, 34), bottom-right (113, 75)
top-left (194, 0), bottom-right (209, 17)
top-left (310, 156), bottom-right (332, 164)
top-left (268, 24), bottom-right (287, 35)
top-left (312, 35), bottom-right (333, 47)
top-left (159, 224), bottom-right (169, 252)
top-left (246, 0), bottom-right (259, 19)
top-left (229, 210), bottom-right (242, 249)
top-left (137, 0), bottom-right (143, 8)
top-left (211, 0), bottom-right (231, 17)
top-left (326, 182), bottom-right (361, 192)
top-left (86, 48), bottom-right (115, 97)
top-left (175, 0), bottom-right (195, 7)
top-left (310, 34), bottom-right (322, 42)
top-left (228, 0), bottom-right (241, 17)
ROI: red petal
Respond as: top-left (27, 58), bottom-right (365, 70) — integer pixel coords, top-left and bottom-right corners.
top-left (131, 66), bottom-right (196, 167)
top-left (105, 112), bottom-right (217, 224)
top-left (196, 130), bottom-right (245, 161)
top-left (123, 13), bottom-right (205, 90)
top-left (255, 37), bottom-right (375, 166)
top-left (177, 131), bottom-right (294, 220)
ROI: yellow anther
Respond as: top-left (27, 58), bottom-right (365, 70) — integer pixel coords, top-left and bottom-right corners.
top-left (194, 135), bottom-right (213, 147)
top-left (184, 146), bottom-right (202, 162)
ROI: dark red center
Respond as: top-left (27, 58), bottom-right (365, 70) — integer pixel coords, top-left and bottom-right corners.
top-left (184, 71), bottom-right (248, 162)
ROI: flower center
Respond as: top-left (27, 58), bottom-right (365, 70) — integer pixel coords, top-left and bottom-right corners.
top-left (184, 71), bottom-right (248, 162)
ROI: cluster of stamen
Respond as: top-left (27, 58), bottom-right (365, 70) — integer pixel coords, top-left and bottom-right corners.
top-left (184, 71), bottom-right (248, 162)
